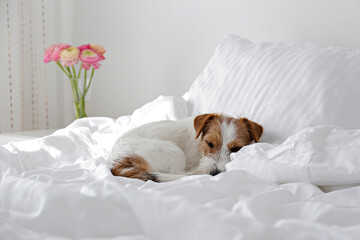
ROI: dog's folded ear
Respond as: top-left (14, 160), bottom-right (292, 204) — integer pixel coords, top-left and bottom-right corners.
top-left (194, 114), bottom-right (218, 139)
top-left (242, 118), bottom-right (263, 143)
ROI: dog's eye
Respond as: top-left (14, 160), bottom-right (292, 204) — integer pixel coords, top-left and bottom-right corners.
top-left (230, 147), bottom-right (242, 153)
top-left (206, 141), bottom-right (214, 148)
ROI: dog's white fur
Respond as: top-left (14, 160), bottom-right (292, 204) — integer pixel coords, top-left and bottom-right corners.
top-left (109, 114), bottom-right (262, 182)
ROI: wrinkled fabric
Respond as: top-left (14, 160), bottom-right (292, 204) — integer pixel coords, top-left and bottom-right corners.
top-left (1, 97), bottom-right (360, 239)
top-left (227, 126), bottom-right (360, 186)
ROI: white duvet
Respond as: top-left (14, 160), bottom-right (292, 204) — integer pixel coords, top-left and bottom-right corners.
top-left (1, 96), bottom-right (360, 240)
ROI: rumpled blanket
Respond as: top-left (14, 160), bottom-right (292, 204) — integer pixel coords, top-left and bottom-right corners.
top-left (1, 96), bottom-right (360, 239)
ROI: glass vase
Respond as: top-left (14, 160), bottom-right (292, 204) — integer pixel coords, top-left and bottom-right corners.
top-left (74, 96), bottom-right (87, 119)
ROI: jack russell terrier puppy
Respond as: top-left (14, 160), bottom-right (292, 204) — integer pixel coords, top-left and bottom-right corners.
top-left (109, 113), bottom-right (263, 182)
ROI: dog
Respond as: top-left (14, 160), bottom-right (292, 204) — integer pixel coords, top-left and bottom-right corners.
top-left (108, 113), bottom-right (263, 182)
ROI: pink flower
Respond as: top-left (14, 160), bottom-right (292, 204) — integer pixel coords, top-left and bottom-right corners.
top-left (44, 45), bottom-right (55, 63)
top-left (78, 44), bottom-right (90, 51)
top-left (89, 44), bottom-right (106, 56)
top-left (60, 47), bottom-right (80, 66)
top-left (79, 49), bottom-right (104, 70)
top-left (78, 44), bottom-right (106, 56)
top-left (44, 43), bottom-right (71, 63)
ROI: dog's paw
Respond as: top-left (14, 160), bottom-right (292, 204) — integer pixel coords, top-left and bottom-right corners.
top-left (191, 157), bottom-right (217, 175)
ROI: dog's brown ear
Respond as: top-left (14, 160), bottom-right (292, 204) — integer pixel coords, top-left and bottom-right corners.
top-left (194, 114), bottom-right (218, 139)
top-left (242, 118), bottom-right (263, 143)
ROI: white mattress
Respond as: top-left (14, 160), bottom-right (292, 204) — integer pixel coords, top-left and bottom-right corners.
top-left (1, 96), bottom-right (360, 240)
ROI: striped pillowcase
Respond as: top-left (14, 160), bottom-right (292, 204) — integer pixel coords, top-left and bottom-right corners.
top-left (184, 35), bottom-right (360, 143)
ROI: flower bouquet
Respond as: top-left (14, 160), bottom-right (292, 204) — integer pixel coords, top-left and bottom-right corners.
top-left (44, 43), bottom-right (106, 118)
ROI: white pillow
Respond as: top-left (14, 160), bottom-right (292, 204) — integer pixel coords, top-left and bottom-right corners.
top-left (183, 35), bottom-right (360, 143)
top-left (116, 95), bottom-right (189, 130)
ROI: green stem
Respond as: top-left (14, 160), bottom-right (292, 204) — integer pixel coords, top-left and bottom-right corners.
top-left (90, 67), bottom-right (95, 79)
top-left (85, 68), bottom-right (95, 96)
top-left (80, 96), bottom-right (87, 118)
top-left (57, 63), bottom-right (88, 119)
top-left (72, 66), bottom-right (82, 98)
top-left (65, 66), bottom-right (72, 77)
top-left (77, 63), bottom-right (83, 79)
top-left (71, 66), bottom-right (77, 79)
top-left (70, 79), bottom-right (79, 118)
top-left (73, 95), bottom-right (87, 119)
top-left (56, 61), bottom-right (71, 78)
top-left (83, 69), bottom-right (88, 96)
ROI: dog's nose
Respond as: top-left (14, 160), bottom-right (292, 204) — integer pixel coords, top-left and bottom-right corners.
top-left (210, 168), bottom-right (221, 176)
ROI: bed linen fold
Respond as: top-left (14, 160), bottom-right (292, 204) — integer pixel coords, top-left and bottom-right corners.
top-left (1, 96), bottom-right (360, 239)
top-left (227, 126), bottom-right (360, 186)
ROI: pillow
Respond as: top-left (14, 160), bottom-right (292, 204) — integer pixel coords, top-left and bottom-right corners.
top-left (116, 95), bottom-right (189, 130)
top-left (183, 35), bottom-right (360, 143)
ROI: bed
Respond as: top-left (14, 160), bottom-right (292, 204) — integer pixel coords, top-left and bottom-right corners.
top-left (1, 35), bottom-right (360, 240)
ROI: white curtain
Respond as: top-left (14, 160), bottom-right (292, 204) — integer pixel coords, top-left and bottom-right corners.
top-left (0, 0), bottom-right (70, 133)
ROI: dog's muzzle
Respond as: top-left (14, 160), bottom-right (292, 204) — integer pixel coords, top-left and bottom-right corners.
top-left (210, 168), bottom-right (221, 176)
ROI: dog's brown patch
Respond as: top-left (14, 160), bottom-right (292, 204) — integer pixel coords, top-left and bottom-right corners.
top-left (223, 117), bottom-right (252, 153)
top-left (240, 118), bottom-right (263, 143)
top-left (194, 114), bottom-right (264, 156)
top-left (194, 114), bottom-right (224, 156)
top-left (194, 114), bottom-right (222, 139)
top-left (234, 118), bottom-right (253, 144)
top-left (111, 155), bottom-right (158, 182)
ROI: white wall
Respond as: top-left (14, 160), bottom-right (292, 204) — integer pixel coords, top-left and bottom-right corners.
top-left (60, 0), bottom-right (360, 121)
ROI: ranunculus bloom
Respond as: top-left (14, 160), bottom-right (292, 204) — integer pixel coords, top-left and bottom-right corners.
top-left (79, 49), bottom-right (103, 70)
top-left (44, 45), bottom-right (55, 63)
top-left (90, 44), bottom-right (106, 56)
top-left (78, 43), bottom-right (106, 58)
top-left (60, 47), bottom-right (80, 66)
top-left (78, 44), bottom-right (90, 51)
top-left (44, 43), bottom-right (71, 63)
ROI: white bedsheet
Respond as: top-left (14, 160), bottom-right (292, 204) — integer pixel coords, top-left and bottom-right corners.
top-left (1, 97), bottom-right (360, 240)
top-left (228, 126), bottom-right (360, 186)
